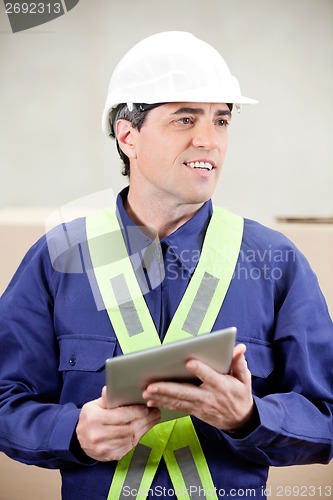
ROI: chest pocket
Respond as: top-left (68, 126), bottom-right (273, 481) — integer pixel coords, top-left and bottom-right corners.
top-left (58, 335), bottom-right (117, 405)
top-left (238, 337), bottom-right (274, 398)
top-left (241, 338), bottom-right (274, 378)
top-left (58, 335), bottom-right (117, 372)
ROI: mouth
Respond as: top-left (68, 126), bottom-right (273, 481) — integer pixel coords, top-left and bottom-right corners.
top-left (184, 161), bottom-right (215, 171)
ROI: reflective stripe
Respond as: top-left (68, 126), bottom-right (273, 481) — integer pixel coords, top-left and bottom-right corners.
top-left (163, 418), bottom-right (217, 499)
top-left (163, 207), bottom-right (244, 345)
top-left (174, 446), bottom-right (205, 499)
top-left (182, 272), bottom-right (219, 336)
top-left (110, 274), bottom-right (143, 336)
top-left (86, 208), bottom-right (161, 353)
top-left (119, 443), bottom-right (152, 499)
top-left (114, 418), bottom-right (209, 498)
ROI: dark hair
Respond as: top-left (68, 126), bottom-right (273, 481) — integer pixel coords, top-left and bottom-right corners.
top-left (110, 104), bottom-right (160, 178)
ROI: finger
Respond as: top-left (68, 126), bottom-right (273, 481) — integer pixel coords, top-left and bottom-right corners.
top-left (143, 381), bottom-right (203, 414)
top-left (145, 393), bottom-right (193, 413)
top-left (93, 385), bottom-right (108, 410)
top-left (101, 385), bottom-right (108, 409)
top-left (143, 380), bottom-right (198, 401)
top-left (136, 408), bottom-right (161, 430)
top-left (110, 405), bottom-right (152, 424)
top-left (234, 343), bottom-right (246, 358)
top-left (185, 358), bottom-right (220, 385)
top-left (110, 408), bottom-right (161, 449)
top-left (80, 407), bottom-right (161, 463)
top-left (230, 344), bottom-right (250, 383)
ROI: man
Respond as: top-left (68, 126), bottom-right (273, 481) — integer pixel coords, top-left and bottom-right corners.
top-left (0, 31), bottom-right (332, 500)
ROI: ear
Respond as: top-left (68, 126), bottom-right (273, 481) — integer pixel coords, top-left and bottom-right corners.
top-left (115, 119), bottom-right (137, 159)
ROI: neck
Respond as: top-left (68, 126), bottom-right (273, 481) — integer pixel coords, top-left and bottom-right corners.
top-left (125, 188), bottom-right (204, 240)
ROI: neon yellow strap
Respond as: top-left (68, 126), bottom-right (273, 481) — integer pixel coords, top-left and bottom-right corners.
top-left (86, 208), bottom-right (161, 353)
top-left (107, 416), bottom-right (217, 499)
top-left (165, 206), bottom-right (243, 343)
top-left (86, 205), bottom-right (243, 500)
top-left (86, 206), bottom-right (243, 349)
top-left (163, 417), bottom-right (217, 499)
top-left (107, 420), bottom-right (176, 499)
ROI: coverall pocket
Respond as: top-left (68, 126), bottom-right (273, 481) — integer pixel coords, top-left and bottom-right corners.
top-left (57, 335), bottom-right (117, 405)
top-left (240, 339), bottom-right (274, 379)
top-left (58, 334), bottom-right (117, 372)
top-left (238, 337), bottom-right (275, 397)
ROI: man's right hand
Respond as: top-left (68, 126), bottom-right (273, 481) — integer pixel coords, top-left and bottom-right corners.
top-left (76, 386), bottom-right (161, 462)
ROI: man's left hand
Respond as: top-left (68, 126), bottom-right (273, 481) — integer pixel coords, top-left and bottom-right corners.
top-left (142, 343), bottom-right (254, 432)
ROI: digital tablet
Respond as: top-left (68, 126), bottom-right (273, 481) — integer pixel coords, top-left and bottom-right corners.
top-left (105, 326), bottom-right (236, 422)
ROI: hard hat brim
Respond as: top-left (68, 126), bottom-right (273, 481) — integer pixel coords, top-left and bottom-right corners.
top-left (102, 95), bottom-right (258, 138)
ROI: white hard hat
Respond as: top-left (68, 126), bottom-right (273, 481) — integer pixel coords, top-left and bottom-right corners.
top-left (102, 31), bottom-right (258, 137)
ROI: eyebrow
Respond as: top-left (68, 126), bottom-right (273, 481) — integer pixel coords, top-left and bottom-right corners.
top-left (170, 107), bottom-right (232, 119)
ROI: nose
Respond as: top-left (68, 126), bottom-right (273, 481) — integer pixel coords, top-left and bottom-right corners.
top-left (192, 121), bottom-right (220, 149)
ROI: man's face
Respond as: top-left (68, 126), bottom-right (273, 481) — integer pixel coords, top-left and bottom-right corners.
top-left (128, 102), bottom-right (231, 207)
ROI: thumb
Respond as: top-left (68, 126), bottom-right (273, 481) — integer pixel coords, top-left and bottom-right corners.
top-left (230, 344), bottom-right (250, 384)
top-left (99, 385), bottom-right (108, 409)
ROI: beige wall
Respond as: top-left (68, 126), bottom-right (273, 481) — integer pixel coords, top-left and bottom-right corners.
top-left (0, 214), bottom-right (332, 499)
top-left (0, 0), bottom-right (333, 225)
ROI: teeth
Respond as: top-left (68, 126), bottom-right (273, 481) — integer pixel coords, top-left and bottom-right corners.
top-left (186, 161), bottom-right (213, 170)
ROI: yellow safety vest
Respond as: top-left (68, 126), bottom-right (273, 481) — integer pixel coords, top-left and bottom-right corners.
top-left (86, 206), bottom-right (243, 499)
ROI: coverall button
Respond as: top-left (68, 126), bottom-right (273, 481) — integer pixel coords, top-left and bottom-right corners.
top-left (154, 248), bottom-right (161, 263)
top-left (69, 355), bottom-right (76, 366)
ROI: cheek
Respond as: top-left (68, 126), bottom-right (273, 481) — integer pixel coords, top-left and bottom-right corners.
top-left (135, 136), bottom-right (165, 164)
top-left (219, 135), bottom-right (229, 158)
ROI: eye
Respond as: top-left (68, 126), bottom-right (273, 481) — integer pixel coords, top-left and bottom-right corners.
top-left (216, 119), bottom-right (230, 127)
top-left (176, 117), bottom-right (194, 125)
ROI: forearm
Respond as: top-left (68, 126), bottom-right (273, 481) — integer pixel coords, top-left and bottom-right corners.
top-left (223, 394), bottom-right (333, 466)
top-left (0, 395), bottom-right (85, 468)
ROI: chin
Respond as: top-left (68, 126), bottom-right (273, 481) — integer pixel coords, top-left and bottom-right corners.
top-left (185, 195), bottom-right (211, 206)
top-left (175, 187), bottom-right (214, 207)
top-left (188, 190), bottom-right (213, 204)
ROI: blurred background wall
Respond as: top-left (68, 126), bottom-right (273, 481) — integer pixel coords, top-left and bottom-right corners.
top-left (1, 0), bottom-right (332, 224)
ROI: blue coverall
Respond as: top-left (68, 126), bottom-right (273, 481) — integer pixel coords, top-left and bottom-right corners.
top-left (0, 188), bottom-right (332, 499)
